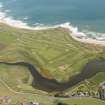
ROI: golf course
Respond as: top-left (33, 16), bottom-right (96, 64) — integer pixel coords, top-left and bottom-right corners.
top-left (0, 23), bottom-right (105, 104)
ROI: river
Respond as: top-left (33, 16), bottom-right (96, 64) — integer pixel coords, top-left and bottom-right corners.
top-left (0, 59), bottom-right (105, 92)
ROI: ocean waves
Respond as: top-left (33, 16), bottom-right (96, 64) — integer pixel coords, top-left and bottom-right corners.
top-left (0, 2), bottom-right (105, 45)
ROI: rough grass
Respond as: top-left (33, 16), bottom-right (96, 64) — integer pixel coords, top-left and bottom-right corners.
top-left (63, 97), bottom-right (105, 105)
top-left (0, 80), bottom-right (105, 105)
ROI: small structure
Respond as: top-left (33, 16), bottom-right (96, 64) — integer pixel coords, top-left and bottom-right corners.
top-left (98, 81), bottom-right (105, 100)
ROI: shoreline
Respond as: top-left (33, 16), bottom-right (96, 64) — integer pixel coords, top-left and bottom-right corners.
top-left (60, 23), bottom-right (105, 47)
top-left (0, 21), bottom-right (105, 47)
top-left (70, 33), bottom-right (105, 47)
top-left (0, 2), bottom-right (105, 48)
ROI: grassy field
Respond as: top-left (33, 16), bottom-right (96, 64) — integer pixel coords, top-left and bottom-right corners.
top-left (0, 80), bottom-right (105, 105)
top-left (63, 97), bottom-right (105, 105)
top-left (0, 23), bottom-right (105, 104)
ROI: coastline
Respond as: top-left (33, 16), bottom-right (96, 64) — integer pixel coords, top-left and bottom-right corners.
top-left (0, 1), bottom-right (105, 48)
top-left (0, 5), bottom-right (105, 47)
top-left (70, 35), bottom-right (105, 47)
top-left (60, 23), bottom-right (105, 47)
top-left (0, 20), bottom-right (105, 47)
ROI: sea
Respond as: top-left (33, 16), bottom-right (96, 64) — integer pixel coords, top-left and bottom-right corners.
top-left (0, 0), bottom-right (105, 40)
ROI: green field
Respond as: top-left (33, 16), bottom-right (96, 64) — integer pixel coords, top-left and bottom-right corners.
top-left (0, 23), bottom-right (105, 104)
top-left (0, 79), bottom-right (105, 105)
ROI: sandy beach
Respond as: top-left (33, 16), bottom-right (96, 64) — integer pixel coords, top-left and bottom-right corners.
top-left (60, 23), bottom-right (105, 47)
top-left (71, 34), bottom-right (105, 47)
